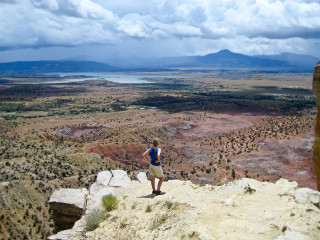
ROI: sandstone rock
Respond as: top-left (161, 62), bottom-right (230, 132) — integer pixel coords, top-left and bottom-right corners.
top-left (49, 188), bottom-right (88, 232)
top-left (48, 216), bottom-right (86, 240)
top-left (86, 178), bottom-right (320, 240)
top-left (312, 61), bottom-right (320, 191)
top-left (109, 169), bottom-right (131, 188)
top-left (131, 180), bottom-right (141, 185)
top-left (293, 188), bottom-right (312, 204)
top-left (48, 229), bottom-right (76, 240)
top-left (49, 175), bottom-right (320, 240)
top-left (308, 193), bottom-right (320, 206)
top-left (293, 188), bottom-right (320, 206)
top-left (276, 178), bottom-right (298, 189)
top-left (89, 182), bottom-right (105, 195)
top-left (274, 231), bottom-right (312, 240)
top-left (136, 172), bottom-right (148, 183)
top-left (86, 186), bottom-right (114, 214)
top-left (96, 171), bottom-right (112, 187)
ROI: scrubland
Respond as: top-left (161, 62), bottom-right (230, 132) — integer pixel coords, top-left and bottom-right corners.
top-left (0, 70), bottom-right (316, 239)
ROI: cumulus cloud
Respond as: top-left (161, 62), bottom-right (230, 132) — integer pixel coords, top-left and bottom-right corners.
top-left (32, 0), bottom-right (115, 20)
top-left (0, 0), bottom-right (319, 57)
top-left (0, 0), bottom-right (117, 49)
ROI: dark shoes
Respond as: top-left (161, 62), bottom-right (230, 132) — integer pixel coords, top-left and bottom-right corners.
top-left (152, 190), bottom-right (165, 195)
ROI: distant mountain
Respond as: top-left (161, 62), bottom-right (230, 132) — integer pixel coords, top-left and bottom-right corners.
top-left (134, 49), bottom-right (318, 71)
top-left (195, 49), bottom-right (288, 68)
top-left (255, 52), bottom-right (319, 70)
top-left (0, 50), bottom-right (318, 73)
top-left (142, 49), bottom-right (287, 69)
top-left (0, 61), bottom-right (119, 73)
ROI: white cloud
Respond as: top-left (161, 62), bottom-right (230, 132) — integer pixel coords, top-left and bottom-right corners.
top-left (32, 0), bottom-right (115, 20)
top-left (0, 0), bottom-right (319, 58)
top-left (0, 0), bottom-right (117, 49)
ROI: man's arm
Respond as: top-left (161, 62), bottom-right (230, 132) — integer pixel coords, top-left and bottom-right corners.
top-left (155, 148), bottom-right (161, 163)
top-left (142, 149), bottom-right (150, 163)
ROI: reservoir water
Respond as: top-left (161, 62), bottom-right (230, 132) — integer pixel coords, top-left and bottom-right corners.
top-left (44, 72), bottom-right (177, 84)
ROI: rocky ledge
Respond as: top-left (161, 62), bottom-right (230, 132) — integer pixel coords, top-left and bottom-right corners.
top-left (48, 169), bottom-right (320, 240)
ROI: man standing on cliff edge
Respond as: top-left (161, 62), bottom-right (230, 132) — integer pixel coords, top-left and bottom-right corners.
top-left (142, 138), bottom-right (165, 195)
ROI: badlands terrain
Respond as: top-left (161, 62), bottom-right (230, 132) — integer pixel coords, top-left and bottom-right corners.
top-left (0, 69), bottom-right (317, 239)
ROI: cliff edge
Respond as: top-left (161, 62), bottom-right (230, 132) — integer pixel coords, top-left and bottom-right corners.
top-left (86, 178), bottom-right (319, 240)
top-left (49, 171), bottom-right (320, 240)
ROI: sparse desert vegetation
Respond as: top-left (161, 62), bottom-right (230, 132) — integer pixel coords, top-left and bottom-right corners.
top-left (102, 194), bottom-right (118, 212)
top-left (0, 69), bottom-right (316, 239)
top-left (86, 210), bottom-right (108, 232)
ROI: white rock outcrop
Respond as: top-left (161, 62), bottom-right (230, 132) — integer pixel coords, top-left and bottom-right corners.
top-left (275, 231), bottom-right (312, 240)
top-left (96, 171), bottom-right (112, 187)
top-left (292, 187), bottom-right (320, 206)
top-left (136, 171), bottom-right (148, 183)
top-left (109, 169), bottom-right (131, 187)
top-left (49, 188), bottom-right (88, 209)
top-left (86, 185), bottom-right (114, 214)
top-left (49, 171), bottom-right (320, 240)
top-left (87, 178), bottom-right (320, 240)
top-left (49, 170), bottom-right (138, 239)
top-left (86, 170), bottom-right (114, 214)
top-left (49, 188), bottom-right (88, 232)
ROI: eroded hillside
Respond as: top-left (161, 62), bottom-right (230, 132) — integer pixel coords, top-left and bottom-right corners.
top-left (0, 70), bottom-right (317, 239)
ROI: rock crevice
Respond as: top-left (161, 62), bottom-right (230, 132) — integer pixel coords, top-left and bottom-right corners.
top-left (49, 188), bottom-right (88, 232)
top-left (48, 169), bottom-right (135, 236)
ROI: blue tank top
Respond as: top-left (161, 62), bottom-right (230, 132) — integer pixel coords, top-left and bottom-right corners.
top-left (149, 147), bottom-right (161, 166)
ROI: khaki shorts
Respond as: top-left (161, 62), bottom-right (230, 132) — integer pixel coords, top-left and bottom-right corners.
top-left (150, 164), bottom-right (164, 178)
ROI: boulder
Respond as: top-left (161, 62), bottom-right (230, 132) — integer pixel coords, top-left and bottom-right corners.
top-left (137, 172), bottom-right (148, 183)
top-left (109, 170), bottom-right (131, 188)
top-left (312, 61), bottom-right (320, 190)
top-left (86, 186), bottom-right (114, 214)
top-left (292, 188), bottom-right (320, 206)
top-left (89, 182), bottom-right (105, 196)
top-left (49, 188), bottom-right (88, 232)
top-left (96, 171), bottom-right (112, 187)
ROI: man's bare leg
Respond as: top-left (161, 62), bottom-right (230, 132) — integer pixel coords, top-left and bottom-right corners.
top-left (157, 176), bottom-right (164, 192)
top-left (151, 176), bottom-right (156, 192)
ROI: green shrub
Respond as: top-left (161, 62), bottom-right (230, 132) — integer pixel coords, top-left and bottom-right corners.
top-left (150, 214), bottom-right (168, 230)
top-left (165, 201), bottom-right (174, 209)
top-left (131, 202), bottom-right (137, 210)
top-left (102, 194), bottom-right (118, 212)
top-left (146, 204), bottom-right (152, 212)
top-left (86, 210), bottom-right (106, 231)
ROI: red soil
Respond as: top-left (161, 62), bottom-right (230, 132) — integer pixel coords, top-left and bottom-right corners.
top-left (231, 132), bottom-right (316, 189)
top-left (170, 113), bottom-right (257, 140)
top-left (82, 143), bottom-right (147, 168)
top-left (55, 111), bottom-right (317, 190)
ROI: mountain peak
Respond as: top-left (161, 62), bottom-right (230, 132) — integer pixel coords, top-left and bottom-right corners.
top-left (205, 49), bottom-right (235, 57)
top-left (218, 49), bottom-right (232, 54)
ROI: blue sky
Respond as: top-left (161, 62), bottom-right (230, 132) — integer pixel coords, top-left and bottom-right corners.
top-left (0, 0), bottom-right (319, 63)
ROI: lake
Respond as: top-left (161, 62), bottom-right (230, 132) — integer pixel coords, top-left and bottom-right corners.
top-left (44, 72), bottom-right (178, 84)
